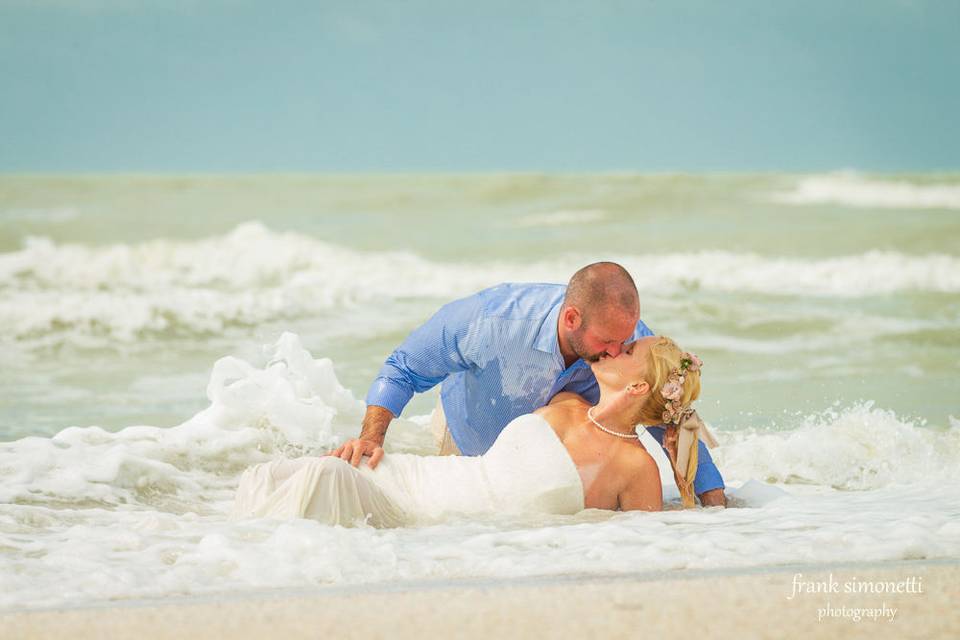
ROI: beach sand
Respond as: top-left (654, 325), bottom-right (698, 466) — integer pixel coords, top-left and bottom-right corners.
top-left (4, 560), bottom-right (956, 639)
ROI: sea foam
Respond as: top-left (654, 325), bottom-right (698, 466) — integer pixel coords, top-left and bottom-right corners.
top-left (0, 333), bottom-right (362, 509)
top-left (772, 173), bottom-right (960, 209)
top-left (715, 403), bottom-right (960, 490)
top-left (1, 334), bottom-right (959, 609)
top-left (2, 223), bottom-right (958, 345)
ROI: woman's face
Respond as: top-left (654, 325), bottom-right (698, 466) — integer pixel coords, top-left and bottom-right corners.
top-left (590, 335), bottom-right (657, 389)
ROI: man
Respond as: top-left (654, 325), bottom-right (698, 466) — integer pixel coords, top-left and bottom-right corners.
top-left (334, 262), bottom-right (727, 506)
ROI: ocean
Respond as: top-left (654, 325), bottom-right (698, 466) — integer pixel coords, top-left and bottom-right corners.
top-left (1, 172), bottom-right (958, 609)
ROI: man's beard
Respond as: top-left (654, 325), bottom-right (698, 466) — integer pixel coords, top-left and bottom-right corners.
top-left (570, 332), bottom-right (606, 363)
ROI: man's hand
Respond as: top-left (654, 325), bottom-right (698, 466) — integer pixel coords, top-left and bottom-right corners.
top-left (329, 405), bottom-right (394, 469)
top-left (698, 488), bottom-right (727, 508)
top-left (330, 438), bottom-right (384, 469)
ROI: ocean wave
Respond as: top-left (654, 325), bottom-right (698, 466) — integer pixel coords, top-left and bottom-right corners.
top-left (3, 336), bottom-right (960, 610)
top-left (0, 333), bottom-right (363, 510)
top-left (511, 209), bottom-right (607, 228)
top-left (1, 222), bottom-right (958, 344)
top-left (684, 315), bottom-right (953, 355)
top-left (714, 403), bottom-right (960, 490)
top-left (771, 173), bottom-right (960, 209)
top-left (0, 206), bottom-right (80, 223)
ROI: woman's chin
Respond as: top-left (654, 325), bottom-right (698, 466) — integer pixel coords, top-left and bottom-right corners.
top-left (589, 363), bottom-right (618, 388)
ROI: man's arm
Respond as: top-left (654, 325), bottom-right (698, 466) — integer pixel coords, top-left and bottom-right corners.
top-left (359, 404), bottom-right (393, 446)
top-left (333, 293), bottom-right (484, 468)
top-left (698, 488), bottom-right (726, 507)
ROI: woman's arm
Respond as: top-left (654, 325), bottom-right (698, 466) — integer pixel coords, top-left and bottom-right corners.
top-left (618, 450), bottom-right (663, 512)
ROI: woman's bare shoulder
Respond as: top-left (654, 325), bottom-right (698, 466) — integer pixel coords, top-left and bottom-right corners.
top-left (534, 393), bottom-right (587, 429)
top-left (621, 441), bottom-right (658, 467)
top-left (616, 443), bottom-right (660, 483)
top-left (617, 444), bottom-right (663, 511)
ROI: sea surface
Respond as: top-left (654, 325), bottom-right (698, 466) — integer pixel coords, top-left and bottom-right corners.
top-left (1, 172), bottom-right (959, 609)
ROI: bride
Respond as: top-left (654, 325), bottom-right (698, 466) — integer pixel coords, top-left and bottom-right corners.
top-left (233, 336), bottom-right (716, 526)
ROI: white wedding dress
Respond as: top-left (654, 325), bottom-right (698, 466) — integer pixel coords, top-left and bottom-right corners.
top-left (232, 414), bottom-right (585, 527)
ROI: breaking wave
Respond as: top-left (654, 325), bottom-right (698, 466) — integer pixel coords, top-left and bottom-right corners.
top-left (1, 223), bottom-right (958, 344)
top-left (772, 173), bottom-right (960, 209)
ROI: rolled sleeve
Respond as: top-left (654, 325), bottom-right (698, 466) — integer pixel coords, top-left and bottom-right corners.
top-left (364, 378), bottom-right (414, 418)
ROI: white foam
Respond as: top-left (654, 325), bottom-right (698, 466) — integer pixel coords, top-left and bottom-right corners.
top-left (772, 173), bottom-right (960, 209)
top-left (2, 483), bottom-right (957, 610)
top-left (714, 402), bottom-right (960, 490)
top-left (2, 223), bottom-right (958, 346)
top-left (684, 314), bottom-right (951, 355)
top-left (0, 333), bottom-right (362, 509)
top-left (619, 250), bottom-right (960, 297)
top-left (2, 336), bottom-right (959, 609)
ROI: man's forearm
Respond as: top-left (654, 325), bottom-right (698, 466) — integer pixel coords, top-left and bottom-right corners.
top-left (360, 405), bottom-right (395, 446)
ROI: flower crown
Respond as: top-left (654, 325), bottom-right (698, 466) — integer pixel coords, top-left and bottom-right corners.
top-left (660, 352), bottom-right (703, 424)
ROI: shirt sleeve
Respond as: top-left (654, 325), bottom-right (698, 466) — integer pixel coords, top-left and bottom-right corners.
top-left (365, 293), bottom-right (484, 417)
top-left (633, 318), bottom-right (655, 339)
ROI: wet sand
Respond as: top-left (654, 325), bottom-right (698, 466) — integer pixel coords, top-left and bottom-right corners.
top-left (4, 561), bottom-right (957, 639)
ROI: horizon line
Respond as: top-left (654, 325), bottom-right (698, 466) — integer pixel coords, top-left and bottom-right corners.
top-left (3, 168), bottom-right (960, 179)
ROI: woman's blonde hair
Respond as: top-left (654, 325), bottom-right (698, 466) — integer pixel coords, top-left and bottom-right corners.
top-left (631, 336), bottom-right (701, 426)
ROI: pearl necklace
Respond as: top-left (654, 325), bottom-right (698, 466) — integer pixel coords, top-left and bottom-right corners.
top-left (587, 406), bottom-right (641, 439)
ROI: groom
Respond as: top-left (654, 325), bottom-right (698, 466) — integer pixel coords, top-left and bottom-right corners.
top-left (334, 262), bottom-right (727, 506)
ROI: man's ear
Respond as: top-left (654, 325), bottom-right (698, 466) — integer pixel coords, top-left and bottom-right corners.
top-left (562, 306), bottom-right (583, 331)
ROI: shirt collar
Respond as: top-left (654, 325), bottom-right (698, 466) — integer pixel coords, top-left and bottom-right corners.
top-left (534, 300), bottom-right (592, 371)
top-left (534, 299), bottom-right (563, 356)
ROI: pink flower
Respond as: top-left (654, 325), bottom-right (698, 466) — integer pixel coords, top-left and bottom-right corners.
top-left (683, 352), bottom-right (702, 372)
top-left (661, 380), bottom-right (683, 401)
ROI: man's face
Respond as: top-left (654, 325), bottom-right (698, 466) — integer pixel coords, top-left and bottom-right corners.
top-left (568, 309), bottom-right (638, 363)
top-left (590, 335), bottom-right (657, 387)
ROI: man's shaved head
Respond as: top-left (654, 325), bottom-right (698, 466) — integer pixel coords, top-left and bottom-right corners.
top-left (563, 262), bottom-right (639, 325)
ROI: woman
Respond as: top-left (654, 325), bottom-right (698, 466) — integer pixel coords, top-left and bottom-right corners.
top-left (232, 336), bottom-right (714, 526)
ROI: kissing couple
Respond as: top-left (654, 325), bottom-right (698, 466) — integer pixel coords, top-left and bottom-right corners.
top-left (234, 262), bottom-right (726, 526)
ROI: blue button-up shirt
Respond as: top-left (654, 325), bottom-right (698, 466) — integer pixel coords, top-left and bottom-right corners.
top-left (365, 282), bottom-right (724, 495)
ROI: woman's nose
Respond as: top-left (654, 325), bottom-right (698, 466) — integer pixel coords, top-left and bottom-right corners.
top-left (605, 343), bottom-right (624, 358)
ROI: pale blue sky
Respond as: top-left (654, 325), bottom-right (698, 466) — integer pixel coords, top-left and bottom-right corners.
top-left (1, 0), bottom-right (958, 172)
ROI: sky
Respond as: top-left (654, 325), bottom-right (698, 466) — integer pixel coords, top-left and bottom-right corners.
top-left (1, 0), bottom-right (958, 173)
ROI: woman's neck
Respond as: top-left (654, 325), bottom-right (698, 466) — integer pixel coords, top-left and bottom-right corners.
top-left (588, 394), bottom-right (640, 435)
